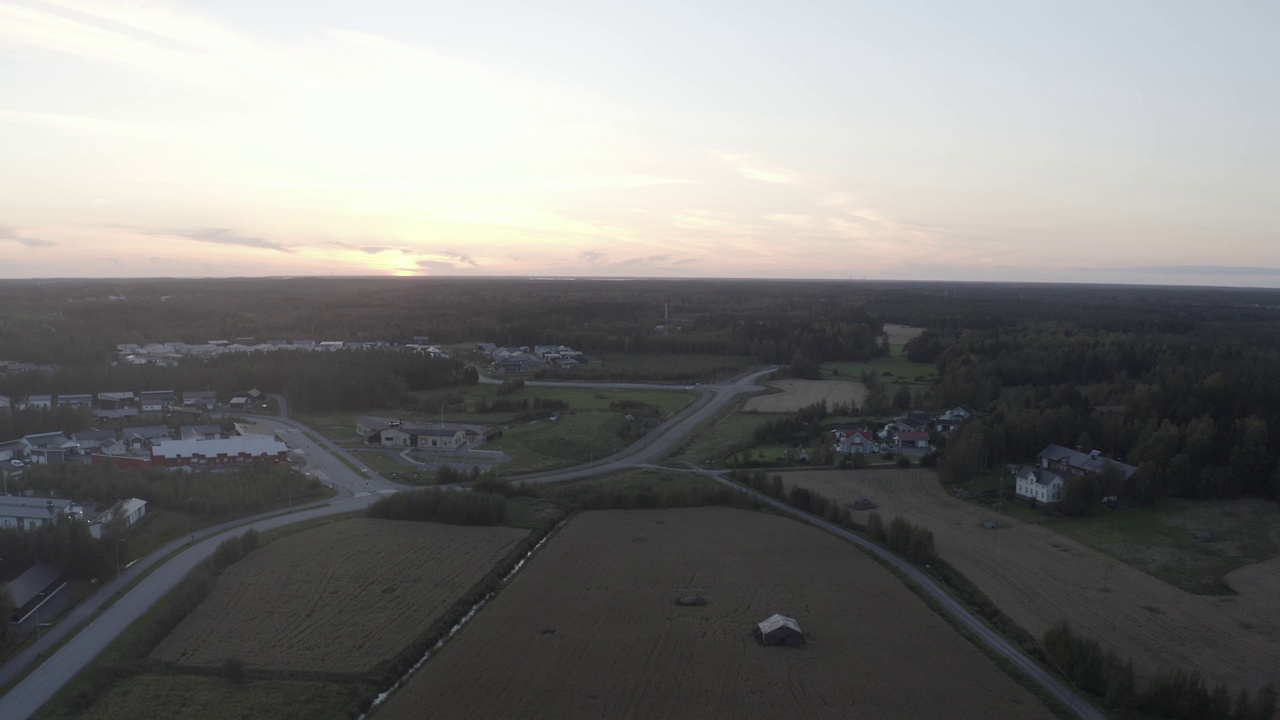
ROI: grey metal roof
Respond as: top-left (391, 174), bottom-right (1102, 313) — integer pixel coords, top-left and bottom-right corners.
top-left (5, 562), bottom-right (66, 607)
top-left (758, 613), bottom-right (802, 636)
top-left (0, 496), bottom-right (73, 521)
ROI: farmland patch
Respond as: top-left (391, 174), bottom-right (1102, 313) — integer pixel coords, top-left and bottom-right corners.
top-left (743, 379), bottom-right (867, 413)
top-left (376, 507), bottom-right (1053, 719)
top-left (781, 468), bottom-right (1280, 693)
top-left (150, 518), bottom-right (527, 675)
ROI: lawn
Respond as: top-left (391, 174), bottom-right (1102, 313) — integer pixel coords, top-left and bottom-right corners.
top-left (820, 355), bottom-right (937, 385)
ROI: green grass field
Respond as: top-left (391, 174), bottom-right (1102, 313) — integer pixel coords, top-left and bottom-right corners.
top-left (1045, 498), bottom-right (1280, 594)
top-left (670, 405), bottom-right (772, 469)
top-left (78, 675), bottom-right (352, 720)
top-left (540, 467), bottom-right (723, 502)
top-left (486, 411), bottom-right (632, 475)
top-left (820, 354), bottom-right (937, 386)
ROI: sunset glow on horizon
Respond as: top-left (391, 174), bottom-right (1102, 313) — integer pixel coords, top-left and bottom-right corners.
top-left (2, 1), bottom-right (1278, 286)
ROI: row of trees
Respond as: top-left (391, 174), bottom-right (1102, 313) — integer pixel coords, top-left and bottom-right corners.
top-left (1043, 620), bottom-right (1277, 719)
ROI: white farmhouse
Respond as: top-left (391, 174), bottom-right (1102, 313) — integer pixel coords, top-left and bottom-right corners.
top-left (1015, 467), bottom-right (1066, 504)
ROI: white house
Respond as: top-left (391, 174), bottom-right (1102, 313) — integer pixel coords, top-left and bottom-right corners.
top-left (1015, 467), bottom-right (1066, 504)
top-left (89, 498), bottom-right (148, 539)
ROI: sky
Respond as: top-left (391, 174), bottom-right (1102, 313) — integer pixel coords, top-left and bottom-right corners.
top-left (1, 0), bottom-right (1278, 285)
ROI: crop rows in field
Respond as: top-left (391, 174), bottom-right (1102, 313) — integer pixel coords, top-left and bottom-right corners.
top-left (376, 507), bottom-right (1052, 719)
top-left (151, 518), bottom-right (527, 675)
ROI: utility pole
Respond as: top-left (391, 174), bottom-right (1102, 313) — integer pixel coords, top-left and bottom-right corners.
top-left (185, 496), bottom-right (192, 541)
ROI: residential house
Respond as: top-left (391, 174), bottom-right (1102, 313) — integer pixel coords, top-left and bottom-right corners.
top-left (1015, 467), bottom-right (1067, 504)
top-left (181, 390), bottom-right (218, 409)
top-left (97, 391), bottom-right (136, 409)
top-left (93, 407), bottom-right (139, 422)
top-left (180, 424), bottom-right (223, 441)
top-left (123, 425), bottom-right (173, 451)
top-left (831, 425), bottom-right (879, 455)
top-left (0, 496), bottom-right (74, 531)
top-left (933, 405), bottom-right (976, 433)
top-left (0, 394), bottom-right (10, 412)
top-left (21, 431), bottom-right (76, 464)
top-left (895, 431), bottom-right (931, 450)
top-left (22, 395), bottom-right (53, 411)
top-left (88, 498), bottom-right (148, 539)
top-left (71, 429), bottom-right (118, 453)
top-left (56, 393), bottom-right (94, 409)
top-left (0, 439), bottom-right (29, 463)
top-left (150, 436), bottom-right (289, 467)
top-left (229, 397), bottom-right (249, 410)
top-left (139, 390), bottom-right (177, 412)
top-left (98, 438), bottom-right (129, 456)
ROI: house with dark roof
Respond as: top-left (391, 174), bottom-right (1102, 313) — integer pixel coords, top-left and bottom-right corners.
top-left (21, 432), bottom-right (76, 464)
top-left (71, 429), bottom-right (118, 453)
top-left (6, 562), bottom-right (68, 622)
top-left (97, 391), bottom-right (136, 409)
top-left (139, 390), bottom-right (177, 412)
top-left (181, 390), bottom-right (218, 409)
top-left (123, 425), bottom-right (173, 450)
top-left (1038, 444), bottom-right (1137, 481)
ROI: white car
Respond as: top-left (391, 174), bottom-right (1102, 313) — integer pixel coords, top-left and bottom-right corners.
top-left (9, 459), bottom-right (24, 468)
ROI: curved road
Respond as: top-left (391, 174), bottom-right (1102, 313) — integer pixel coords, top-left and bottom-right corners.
top-left (0, 367), bottom-right (1103, 719)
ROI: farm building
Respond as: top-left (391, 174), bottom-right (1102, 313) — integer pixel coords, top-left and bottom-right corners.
top-left (758, 613), bottom-right (804, 646)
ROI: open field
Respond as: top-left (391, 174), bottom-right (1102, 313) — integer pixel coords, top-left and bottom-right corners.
top-left (80, 675), bottom-right (351, 720)
top-left (296, 386), bottom-right (695, 442)
top-left (883, 323), bottom-right (925, 346)
top-left (485, 411), bottom-right (630, 474)
top-left (1047, 498), bottom-right (1280, 594)
top-left (375, 507), bottom-right (1053, 720)
top-left (781, 469), bottom-right (1280, 693)
top-left (820, 355), bottom-right (937, 385)
top-left (743, 378), bottom-right (868, 413)
top-left (150, 518), bottom-right (527, 675)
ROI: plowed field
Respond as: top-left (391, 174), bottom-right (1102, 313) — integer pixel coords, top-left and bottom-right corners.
top-left (376, 508), bottom-right (1053, 720)
top-left (781, 469), bottom-right (1280, 693)
top-left (743, 379), bottom-right (867, 413)
top-left (151, 518), bottom-right (527, 675)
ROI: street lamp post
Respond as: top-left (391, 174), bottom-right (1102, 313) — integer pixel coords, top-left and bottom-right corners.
top-left (114, 539), bottom-right (124, 580)
top-left (185, 497), bottom-right (193, 541)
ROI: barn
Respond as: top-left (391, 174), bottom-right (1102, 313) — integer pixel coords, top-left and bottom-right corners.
top-left (758, 613), bottom-right (804, 646)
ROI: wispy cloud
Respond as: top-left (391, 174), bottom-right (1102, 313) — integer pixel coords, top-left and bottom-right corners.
top-left (0, 226), bottom-right (56, 248)
top-left (580, 250), bottom-right (606, 264)
top-left (437, 250), bottom-right (477, 266)
top-left (160, 228), bottom-right (293, 253)
top-left (715, 152), bottom-right (802, 185)
top-left (1127, 265), bottom-right (1280, 277)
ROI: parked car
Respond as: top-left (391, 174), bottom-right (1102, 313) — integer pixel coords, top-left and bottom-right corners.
top-left (9, 459), bottom-right (24, 468)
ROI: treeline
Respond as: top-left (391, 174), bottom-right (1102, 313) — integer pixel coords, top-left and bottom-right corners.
top-left (366, 489), bottom-right (508, 526)
top-left (752, 401), bottom-right (829, 445)
top-left (0, 513), bottom-right (111, 584)
top-left (928, 326), bottom-right (1280, 502)
top-left (863, 512), bottom-right (937, 564)
top-left (1043, 620), bottom-right (1277, 719)
top-left (13, 462), bottom-right (324, 518)
top-left (0, 348), bottom-right (476, 414)
top-left (43, 530), bottom-right (259, 717)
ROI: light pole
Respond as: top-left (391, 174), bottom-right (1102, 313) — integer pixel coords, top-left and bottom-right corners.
top-left (185, 497), bottom-right (193, 541)
top-left (114, 539), bottom-right (124, 580)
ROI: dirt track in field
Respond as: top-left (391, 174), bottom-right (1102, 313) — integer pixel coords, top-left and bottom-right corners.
top-left (151, 519), bottom-right (527, 675)
top-left (376, 507), bottom-right (1053, 720)
top-left (743, 379), bottom-right (868, 413)
top-left (782, 469), bottom-right (1280, 693)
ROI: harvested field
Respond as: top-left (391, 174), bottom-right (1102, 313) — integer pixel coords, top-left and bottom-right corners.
top-left (782, 469), bottom-right (1280, 693)
top-left (151, 518), bottom-right (527, 675)
top-left (376, 508), bottom-right (1053, 720)
top-left (743, 379), bottom-right (867, 413)
top-left (80, 675), bottom-right (351, 720)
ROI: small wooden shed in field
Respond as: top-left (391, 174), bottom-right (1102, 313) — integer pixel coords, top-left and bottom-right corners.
top-left (758, 613), bottom-right (804, 646)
